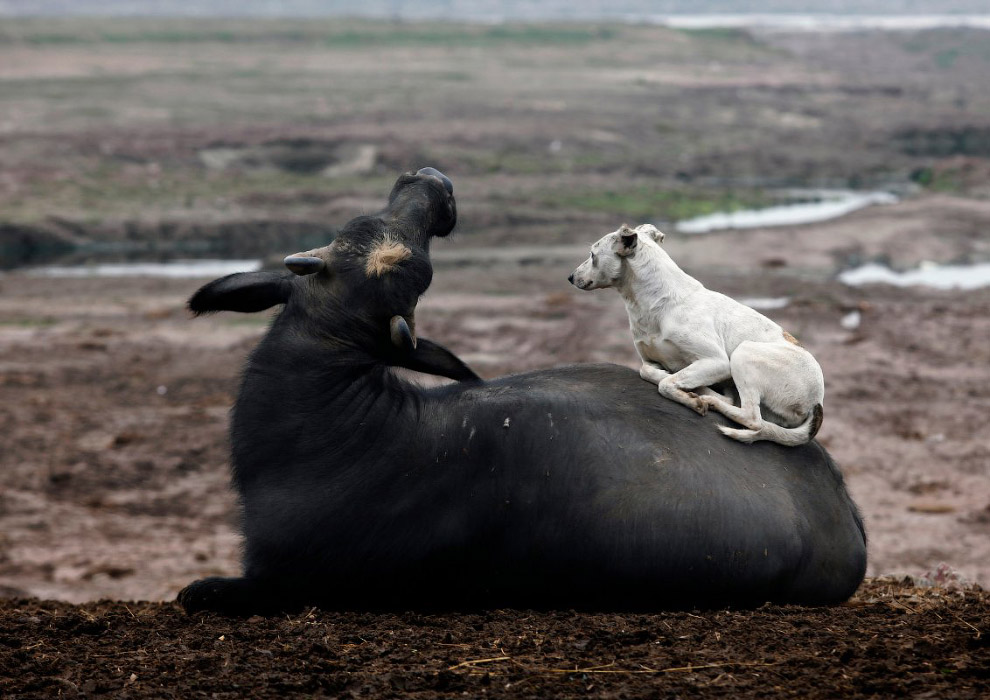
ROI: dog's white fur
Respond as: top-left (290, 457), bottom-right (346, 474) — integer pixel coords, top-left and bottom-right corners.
top-left (569, 223), bottom-right (825, 446)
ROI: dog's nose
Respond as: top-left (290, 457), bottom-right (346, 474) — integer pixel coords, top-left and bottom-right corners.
top-left (567, 273), bottom-right (575, 285)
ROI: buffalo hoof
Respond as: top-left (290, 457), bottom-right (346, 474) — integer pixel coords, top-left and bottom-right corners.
top-left (178, 576), bottom-right (280, 617)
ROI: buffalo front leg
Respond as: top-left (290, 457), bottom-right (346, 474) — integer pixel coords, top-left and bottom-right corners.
top-left (178, 576), bottom-right (299, 617)
top-left (657, 358), bottom-right (732, 416)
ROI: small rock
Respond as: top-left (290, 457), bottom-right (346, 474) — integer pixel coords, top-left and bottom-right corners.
top-left (907, 501), bottom-right (956, 514)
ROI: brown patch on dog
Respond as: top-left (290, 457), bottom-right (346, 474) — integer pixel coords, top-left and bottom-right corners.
top-left (782, 330), bottom-right (801, 346)
top-left (365, 238), bottom-right (412, 277)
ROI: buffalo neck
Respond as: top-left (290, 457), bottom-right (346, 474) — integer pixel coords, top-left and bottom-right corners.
top-left (229, 302), bottom-right (421, 487)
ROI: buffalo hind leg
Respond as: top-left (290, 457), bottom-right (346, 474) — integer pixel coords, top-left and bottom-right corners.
top-left (178, 576), bottom-right (298, 616)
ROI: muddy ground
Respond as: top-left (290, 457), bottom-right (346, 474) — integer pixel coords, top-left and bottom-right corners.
top-left (3, 194), bottom-right (989, 605)
top-left (1, 578), bottom-right (988, 698)
top-left (3, 195), bottom-right (990, 700)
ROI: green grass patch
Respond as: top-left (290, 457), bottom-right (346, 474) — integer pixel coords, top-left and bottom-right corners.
top-left (536, 186), bottom-right (769, 221)
top-left (0, 317), bottom-right (58, 327)
top-left (0, 18), bottom-right (621, 48)
top-left (3, 166), bottom-right (394, 223)
top-left (935, 48), bottom-right (961, 69)
top-left (910, 166), bottom-right (965, 194)
top-left (901, 32), bottom-right (990, 66)
top-left (323, 24), bottom-right (619, 49)
top-left (676, 27), bottom-right (755, 43)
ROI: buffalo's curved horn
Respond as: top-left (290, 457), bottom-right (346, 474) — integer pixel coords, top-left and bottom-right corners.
top-left (390, 315), bottom-right (417, 351)
top-left (284, 255), bottom-right (326, 276)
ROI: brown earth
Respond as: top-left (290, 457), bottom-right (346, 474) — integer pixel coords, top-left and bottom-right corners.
top-left (2, 196), bottom-right (989, 699)
top-left (0, 578), bottom-right (987, 698)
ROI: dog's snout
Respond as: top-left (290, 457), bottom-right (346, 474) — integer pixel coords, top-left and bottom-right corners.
top-left (568, 273), bottom-right (575, 285)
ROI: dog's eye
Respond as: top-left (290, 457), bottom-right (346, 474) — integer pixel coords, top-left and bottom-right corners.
top-left (590, 253), bottom-right (597, 266)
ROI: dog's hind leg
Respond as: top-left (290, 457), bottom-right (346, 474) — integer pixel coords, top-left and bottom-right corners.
top-left (657, 358), bottom-right (732, 415)
top-left (703, 386), bottom-right (762, 429)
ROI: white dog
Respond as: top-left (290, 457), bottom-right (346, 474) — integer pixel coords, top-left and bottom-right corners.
top-left (568, 223), bottom-right (824, 446)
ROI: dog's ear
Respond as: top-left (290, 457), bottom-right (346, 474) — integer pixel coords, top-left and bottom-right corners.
top-left (614, 225), bottom-right (638, 257)
top-left (635, 223), bottom-right (665, 244)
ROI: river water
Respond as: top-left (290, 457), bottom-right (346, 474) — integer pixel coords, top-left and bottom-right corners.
top-left (675, 190), bottom-right (898, 234)
top-left (838, 261), bottom-right (990, 290)
top-left (23, 259), bottom-right (262, 279)
top-left (14, 190), bottom-right (990, 290)
top-left (652, 14), bottom-right (990, 32)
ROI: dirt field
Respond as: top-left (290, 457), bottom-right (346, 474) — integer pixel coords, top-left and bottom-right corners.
top-left (2, 193), bottom-right (990, 605)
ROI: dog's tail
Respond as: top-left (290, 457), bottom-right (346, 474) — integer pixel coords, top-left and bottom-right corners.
top-left (717, 403), bottom-right (823, 447)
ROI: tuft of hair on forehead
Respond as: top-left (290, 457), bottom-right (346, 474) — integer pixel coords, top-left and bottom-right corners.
top-left (619, 223), bottom-right (634, 234)
top-left (365, 236), bottom-right (413, 277)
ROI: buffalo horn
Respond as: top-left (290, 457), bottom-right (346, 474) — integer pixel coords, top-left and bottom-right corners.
top-left (390, 315), bottom-right (417, 351)
top-left (284, 255), bottom-right (326, 276)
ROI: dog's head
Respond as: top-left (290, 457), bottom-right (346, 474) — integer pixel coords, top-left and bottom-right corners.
top-left (568, 223), bottom-right (664, 290)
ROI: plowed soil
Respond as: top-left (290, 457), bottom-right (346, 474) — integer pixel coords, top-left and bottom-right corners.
top-left (1, 579), bottom-right (987, 698)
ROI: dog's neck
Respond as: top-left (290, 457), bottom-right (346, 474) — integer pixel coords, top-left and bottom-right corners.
top-left (615, 241), bottom-right (703, 315)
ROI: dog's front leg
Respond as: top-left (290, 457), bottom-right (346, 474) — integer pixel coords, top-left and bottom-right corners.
top-left (639, 360), bottom-right (670, 386)
top-left (657, 358), bottom-right (732, 416)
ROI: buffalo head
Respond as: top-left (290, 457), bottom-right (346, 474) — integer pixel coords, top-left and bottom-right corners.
top-left (187, 168), bottom-right (477, 382)
top-left (282, 167), bottom-right (456, 335)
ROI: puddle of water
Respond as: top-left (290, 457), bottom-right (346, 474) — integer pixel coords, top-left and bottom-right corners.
top-left (654, 14), bottom-right (990, 32)
top-left (22, 259), bottom-right (262, 279)
top-left (739, 297), bottom-right (791, 310)
top-left (675, 190), bottom-right (897, 234)
top-left (838, 262), bottom-right (990, 290)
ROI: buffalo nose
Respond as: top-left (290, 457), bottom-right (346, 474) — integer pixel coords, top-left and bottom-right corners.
top-left (567, 273), bottom-right (575, 285)
top-left (416, 167), bottom-right (453, 195)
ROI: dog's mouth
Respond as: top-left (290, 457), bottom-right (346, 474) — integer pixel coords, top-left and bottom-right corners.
top-left (567, 272), bottom-right (596, 291)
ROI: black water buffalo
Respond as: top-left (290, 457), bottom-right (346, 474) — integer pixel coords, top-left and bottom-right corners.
top-left (179, 168), bottom-right (867, 615)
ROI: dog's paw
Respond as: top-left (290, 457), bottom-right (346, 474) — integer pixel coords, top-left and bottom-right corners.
top-left (685, 392), bottom-right (708, 416)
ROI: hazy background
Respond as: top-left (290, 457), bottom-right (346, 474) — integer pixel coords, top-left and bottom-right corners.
top-left (1, 0), bottom-right (988, 602)
top-left (2, 1), bottom-right (990, 18)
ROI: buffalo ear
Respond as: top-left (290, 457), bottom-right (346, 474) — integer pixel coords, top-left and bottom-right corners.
top-left (188, 271), bottom-right (293, 315)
